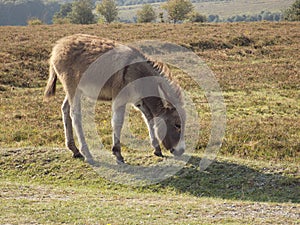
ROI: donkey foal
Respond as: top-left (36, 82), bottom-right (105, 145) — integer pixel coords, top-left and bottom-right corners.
top-left (44, 34), bottom-right (186, 164)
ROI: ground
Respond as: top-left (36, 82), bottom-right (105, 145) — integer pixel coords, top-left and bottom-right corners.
top-left (0, 22), bottom-right (299, 224)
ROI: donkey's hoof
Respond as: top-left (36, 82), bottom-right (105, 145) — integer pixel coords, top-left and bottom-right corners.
top-left (154, 151), bottom-right (164, 157)
top-left (116, 158), bottom-right (125, 165)
top-left (85, 158), bottom-right (96, 165)
top-left (73, 152), bottom-right (84, 159)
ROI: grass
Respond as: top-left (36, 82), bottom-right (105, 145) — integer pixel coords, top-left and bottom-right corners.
top-left (0, 147), bottom-right (299, 224)
top-left (0, 22), bottom-right (299, 162)
top-left (0, 22), bottom-right (299, 224)
top-left (192, 0), bottom-right (294, 18)
top-left (118, 0), bottom-right (294, 22)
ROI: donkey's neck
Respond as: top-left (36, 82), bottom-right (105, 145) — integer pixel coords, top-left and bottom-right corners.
top-left (142, 97), bottom-right (165, 118)
top-left (133, 57), bottom-right (181, 118)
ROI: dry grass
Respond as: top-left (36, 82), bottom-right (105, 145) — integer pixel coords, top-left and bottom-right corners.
top-left (0, 22), bottom-right (299, 162)
top-left (0, 22), bottom-right (299, 224)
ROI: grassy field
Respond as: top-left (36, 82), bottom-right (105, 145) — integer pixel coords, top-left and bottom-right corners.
top-left (118, 0), bottom-right (294, 22)
top-left (193, 0), bottom-right (294, 18)
top-left (0, 22), bottom-right (299, 224)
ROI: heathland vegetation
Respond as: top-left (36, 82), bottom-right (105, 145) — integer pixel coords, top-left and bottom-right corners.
top-left (0, 22), bottom-right (299, 223)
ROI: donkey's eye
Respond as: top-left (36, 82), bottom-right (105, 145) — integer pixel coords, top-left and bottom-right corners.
top-left (174, 124), bottom-right (181, 129)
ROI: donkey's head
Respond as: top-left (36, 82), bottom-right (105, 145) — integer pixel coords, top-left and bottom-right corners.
top-left (153, 84), bottom-right (186, 157)
top-left (124, 57), bottom-right (186, 156)
top-left (154, 106), bottom-right (185, 156)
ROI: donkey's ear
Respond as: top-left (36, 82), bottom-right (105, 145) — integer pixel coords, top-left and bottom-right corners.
top-left (158, 84), bottom-right (174, 109)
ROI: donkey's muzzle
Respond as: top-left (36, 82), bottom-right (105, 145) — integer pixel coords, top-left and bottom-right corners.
top-left (170, 140), bottom-right (185, 156)
top-left (170, 148), bottom-right (184, 157)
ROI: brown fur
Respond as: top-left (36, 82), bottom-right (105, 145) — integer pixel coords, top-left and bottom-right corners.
top-left (44, 34), bottom-right (185, 163)
top-left (44, 34), bottom-right (182, 104)
top-left (44, 34), bottom-right (116, 102)
top-left (44, 64), bottom-right (57, 99)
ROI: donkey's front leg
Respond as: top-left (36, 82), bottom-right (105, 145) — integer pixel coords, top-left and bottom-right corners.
top-left (70, 92), bottom-right (94, 164)
top-left (147, 118), bottom-right (163, 157)
top-left (135, 101), bottom-right (163, 157)
top-left (111, 105), bottom-right (126, 164)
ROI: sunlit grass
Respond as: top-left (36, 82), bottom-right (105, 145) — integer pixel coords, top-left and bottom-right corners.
top-left (0, 22), bottom-right (299, 224)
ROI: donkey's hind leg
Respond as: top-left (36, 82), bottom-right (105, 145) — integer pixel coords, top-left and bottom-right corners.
top-left (69, 92), bottom-right (94, 164)
top-left (111, 105), bottom-right (126, 164)
top-left (61, 96), bottom-right (83, 159)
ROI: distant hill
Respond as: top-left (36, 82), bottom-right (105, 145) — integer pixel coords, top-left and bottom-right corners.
top-left (0, 0), bottom-right (294, 25)
top-left (0, 0), bottom-right (60, 25)
top-left (118, 0), bottom-right (294, 22)
top-left (116, 0), bottom-right (231, 6)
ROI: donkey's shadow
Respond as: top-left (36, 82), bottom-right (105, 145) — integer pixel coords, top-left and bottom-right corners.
top-left (92, 154), bottom-right (299, 203)
top-left (159, 156), bottom-right (300, 203)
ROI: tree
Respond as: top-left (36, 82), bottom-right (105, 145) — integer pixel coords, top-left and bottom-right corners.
top-left (52, 2), bottom-right (72, 24)
top-left (96, 0), bottom-right (118, 23)
top-left (53, 3), bottom-right (72, 19)
top-left (136, 4), bottom-right (156, 23)
top-left (162, 0), bottom-right (193, 23)
top-left (284, 0), bottom-right (300, 21)
top-left (68, 0), bottom-right (95, 24)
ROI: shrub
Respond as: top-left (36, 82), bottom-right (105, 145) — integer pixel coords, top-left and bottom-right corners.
top-left (137, 4), bottom-right (156, 23)
top-left (52, 17), bottom-right (71, 24)
top-left (162, 0), bottom-right (193, 23)
top-left (284, 0), bottom-right (300, 21)
top-left (230, 35), bottom-right (254, 47)
top-left (27, 18), bottom-right (43, 26)
top-left (187, 11), bottom-right (207, 23)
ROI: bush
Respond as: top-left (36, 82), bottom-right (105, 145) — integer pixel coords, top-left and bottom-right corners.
top-left (162, 0), bottom-right (194, 23)
top-left (284, 0), bottom-right (300, 21)
top-left (52, 17), bottom-right (71, 24)
top-left (230, 35), bottom-right (254, 47)
top-left (137, 4), bottom-right (156, 23)
top-left (27, 18), bottom-right (43, 25)
top-left (187, 11), bottom-right (207, 23)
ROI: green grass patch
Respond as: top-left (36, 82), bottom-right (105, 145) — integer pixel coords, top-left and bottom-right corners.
top-left (0, 147), bottom-right (299, 224)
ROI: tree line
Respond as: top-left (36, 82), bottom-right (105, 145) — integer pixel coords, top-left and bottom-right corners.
top-left (52, 0), bottom-right (206, 24)
top-left (0, 0), bottom-right (299, 25)
top-left (211, 11), bottom-right (283, 23)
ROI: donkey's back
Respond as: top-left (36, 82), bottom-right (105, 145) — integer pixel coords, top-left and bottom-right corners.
top-left (45, 34), bottom-right (149, 102)
top-left (45, 34), bottom-right (118, 101)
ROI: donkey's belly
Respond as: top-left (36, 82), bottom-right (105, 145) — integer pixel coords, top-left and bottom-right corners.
top-left (97, 86), bottom-right (113, 101)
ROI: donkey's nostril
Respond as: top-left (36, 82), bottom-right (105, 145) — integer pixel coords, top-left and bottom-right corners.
top-left (170, 148), bottom-right (184, 156)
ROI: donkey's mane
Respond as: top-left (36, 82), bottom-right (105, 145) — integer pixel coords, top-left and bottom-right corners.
top-left (145, 56), bottom-right (183, 105)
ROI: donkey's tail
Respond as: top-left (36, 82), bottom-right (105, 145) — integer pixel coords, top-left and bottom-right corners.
top-left (44, 63), bottom-right (57, 101)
